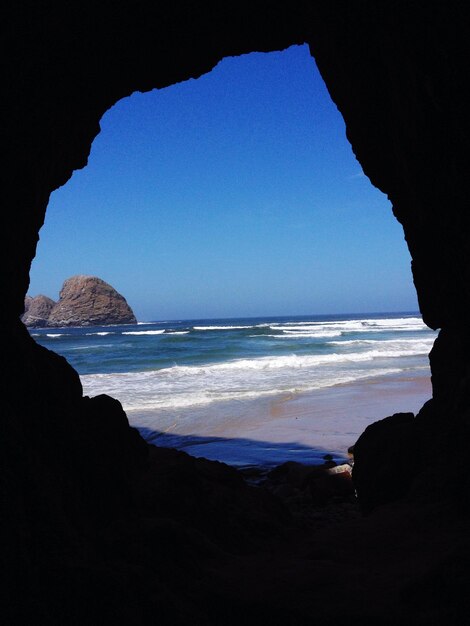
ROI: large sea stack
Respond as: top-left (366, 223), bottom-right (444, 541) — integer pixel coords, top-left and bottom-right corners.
top-left (45, 275), bottom-right (136, 326)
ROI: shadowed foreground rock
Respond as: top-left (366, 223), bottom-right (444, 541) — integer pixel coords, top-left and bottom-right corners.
top-left (3, 386), bottom-right (466, 625)
top-left (352, 412), bottom-right (416, 512)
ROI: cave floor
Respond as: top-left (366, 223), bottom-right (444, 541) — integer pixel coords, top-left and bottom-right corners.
top-left (95, 444), bottom-right (469, 626)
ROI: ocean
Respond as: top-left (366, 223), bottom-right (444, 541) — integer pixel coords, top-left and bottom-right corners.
top-left (31, 312), bottom-right (438, 469)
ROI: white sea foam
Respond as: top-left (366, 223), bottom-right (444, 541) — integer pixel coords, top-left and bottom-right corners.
top-left (165, 331), bottom-right (190, 335)
top-left (46, 333), bottom-right (65, 338)
top-left (81, 366), bottom-right (408, 411)
top-left (161, 345), bottom-right (430, 374)
top-left (360, 316), bottom-right (426, 327)
top-left (80, 335), bottom-right (432, 412)
top-left (270, 316), bottom-right (428, 334)
top-left (85, 331), bottom-right (113, 336)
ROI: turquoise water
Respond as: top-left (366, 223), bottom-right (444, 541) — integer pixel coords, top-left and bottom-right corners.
top-left (31, 312), bottom-right (437, 467)
top-left (31, 311), bottom-right (436, 412)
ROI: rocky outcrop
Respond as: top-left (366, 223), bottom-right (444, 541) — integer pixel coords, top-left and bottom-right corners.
top-left (21, 294), bottom-right (55, 327)
top-left (351, 412), bottom-right (417, 512)
top-left (29, 275), bottom-right (137, 327)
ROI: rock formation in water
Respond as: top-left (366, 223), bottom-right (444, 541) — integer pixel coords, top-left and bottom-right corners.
top-left (21, 276), bottom-right (136, 327)
top-left (3, 2), bottom-right (470, 624)
top-left (21, 294), bottom-right (56, 327)
top-left (44, 275), bottom-right (136, 326)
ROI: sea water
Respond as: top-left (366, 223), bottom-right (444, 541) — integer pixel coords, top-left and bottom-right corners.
top-left (31, 312), bottom-right (438, 467)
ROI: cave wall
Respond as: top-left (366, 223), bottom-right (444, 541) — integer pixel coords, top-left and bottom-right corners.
top-left (2, 0), bottom-right (470, 622)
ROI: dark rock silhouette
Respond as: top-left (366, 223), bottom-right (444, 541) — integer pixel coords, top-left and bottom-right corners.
top-left (352, 412), bottom-right (416, 512)
top-left (3, 1), bottom-right (470, 624)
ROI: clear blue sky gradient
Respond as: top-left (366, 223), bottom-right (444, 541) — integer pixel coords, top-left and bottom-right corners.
top-left (28, 44), bottom-right (419, 321)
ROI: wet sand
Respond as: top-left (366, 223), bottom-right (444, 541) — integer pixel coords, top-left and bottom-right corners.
top-left (128, 369), bottom-right (433, 468)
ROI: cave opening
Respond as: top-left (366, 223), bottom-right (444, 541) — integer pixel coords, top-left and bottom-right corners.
top-left (25, 44), bottom-right (436, 469)
top-left (7, 4), bottom-right (470, 623)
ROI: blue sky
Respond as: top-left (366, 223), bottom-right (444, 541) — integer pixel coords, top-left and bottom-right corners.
top-left (28, 44), bottom-right (419, 321)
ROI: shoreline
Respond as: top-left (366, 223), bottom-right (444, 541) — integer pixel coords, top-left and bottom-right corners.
top-left (128, 368), bottom-right (433, 469)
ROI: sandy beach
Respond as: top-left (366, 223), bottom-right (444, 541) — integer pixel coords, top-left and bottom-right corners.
top-left (128, 368), bottom-right (433, 468)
